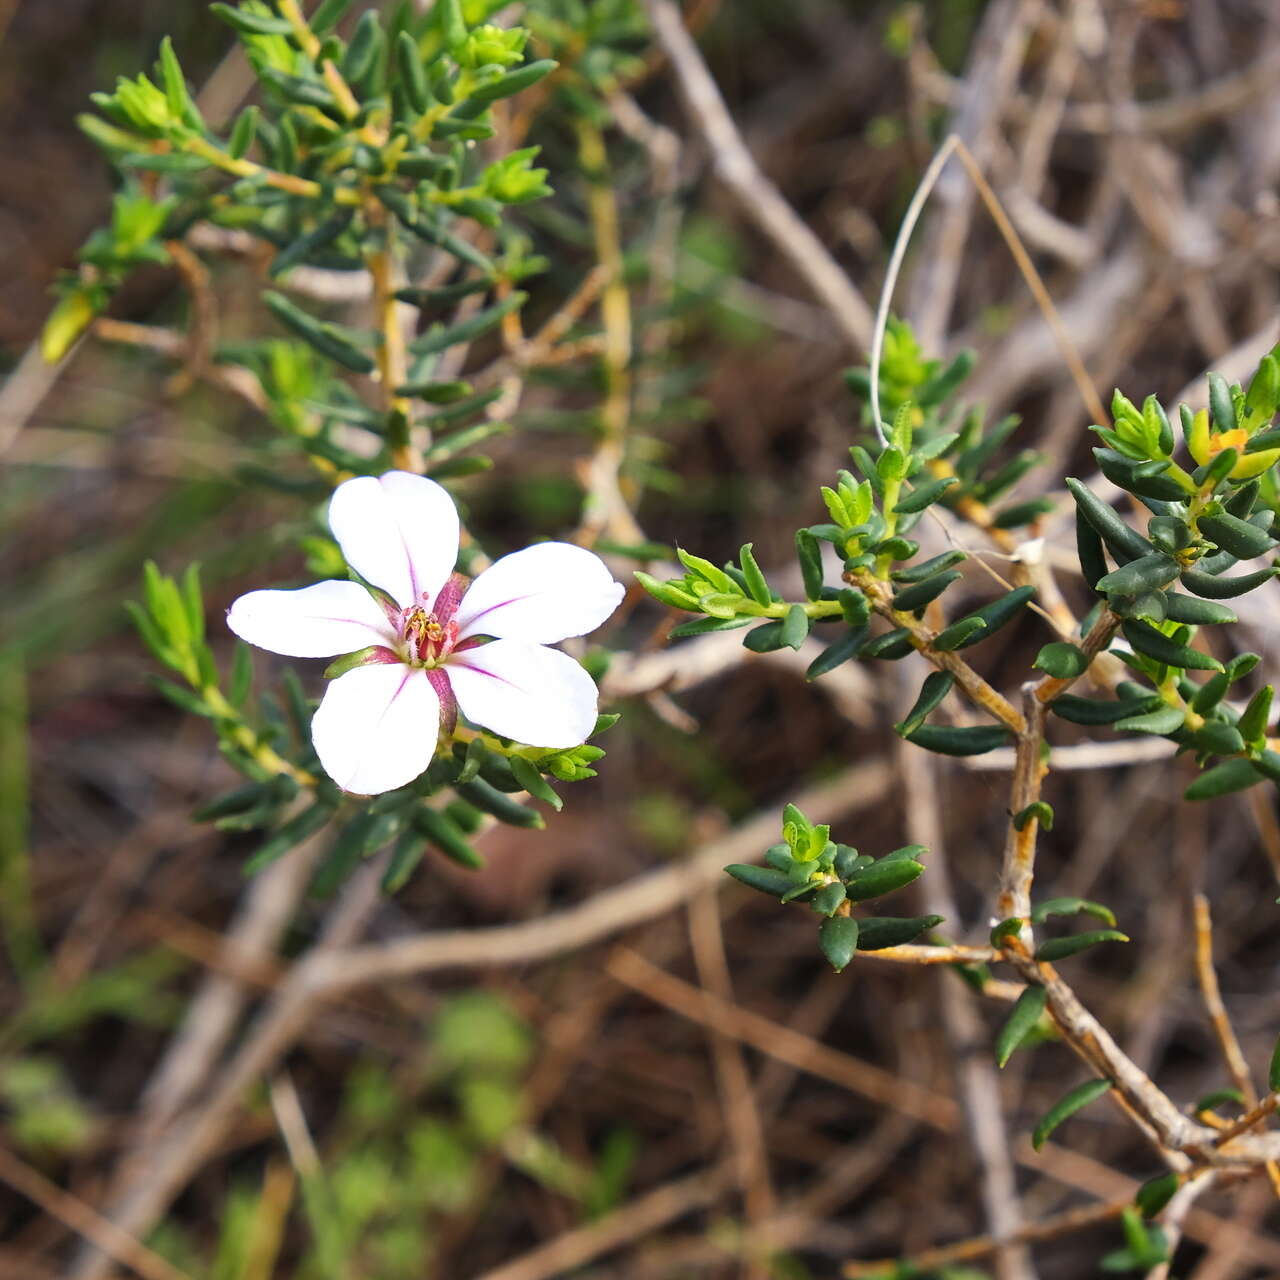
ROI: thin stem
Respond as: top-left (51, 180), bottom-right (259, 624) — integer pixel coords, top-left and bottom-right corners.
top-left (851, 572), bottom-right (1025, 733)
top-left (365, 202), bottom-right (419, 471)
top-left (995, 683), bottom-right (1047, 925)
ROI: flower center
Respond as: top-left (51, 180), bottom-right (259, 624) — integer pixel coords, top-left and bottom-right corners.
top-left (402, 606), bottom-right (458, 666)
top-left (1207, 427), bottom-right (1248, 456)
top-left (398, 572), bottom-right (470, 667)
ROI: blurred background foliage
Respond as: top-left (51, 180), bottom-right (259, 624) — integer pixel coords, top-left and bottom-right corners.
top-left (4, 0), bottom-right (1280, 1276)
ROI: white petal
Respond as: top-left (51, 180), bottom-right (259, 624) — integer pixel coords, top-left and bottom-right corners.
top-left (455, 543), bottom-right (625, 643)
top-left (448, 640), bottom-right (599, 748)
top-left (226, 581), bottom-right (395, 658)
top-left (328, 471), bottom-right (460, 610)
top-left (311, 664), bottom-right (440, 795)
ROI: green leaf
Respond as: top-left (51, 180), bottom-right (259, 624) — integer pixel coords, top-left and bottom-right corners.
top-left (1095, 552), bottom-right (1180, 598)
top-left (990, 918), bottom-right (1023, 948)
top-left (891, 550), bottom-right (967, 583)
top-left (995, 985), bottom-right (1047, 1068)
top-left (1031, 897), bottom-right (1116, 928)
top-left (340, 10), bottom-right (384, 87)
top-left (1181, 563), bottom-right (1278, 599)
top-left (742, 620), bottom-right (788, 652)
top-left (413, 807), bottom-right (483, 869)
top-left (855, 915), bottom-right (943, 950)
top-left (1269, 1031), bottom-right (1280, 1093)
top-left (409, 292), bottom-right (527, 357)
top-left (891, 570), bottom-right (961, 614)
top-left (1033, 642), bottom-right (1088, 680)
top-left (1184, 758), bottom-right (1265, 801)
top-left (893, 475), bottom-right (957, 514)
top-left (895, 670), bottom-right (954, 737)
top-left (1013, 801), bottom-right (1054, 832)
top-left (668, 616), bottom-right (754, 639)
top-left (269, 208), bottom-right (355, 279)
top-left (509, 756), bottom-right (562, 812)
top-left (381, 828), bottom-right (429, 891)
top-left (1198, 512), bottom-right (1277, 560)
top-left (805, 627), bottom-right (867, 679)
top-left (243, 803), bottom-right (333, 875)
top-left (1136, 1172), bottom-right (1179, 1219)
top-left (843, 859), bottom-right (923, 902)
top-left (1208, 371), bottom-right (1237, 433)
top-left (263, 292), bottom-right (375, 373)
top-left (1032, 1078), bottom-right (1113, 1150)
top-left (795, 529), bottom-right (824, 601)
top-left (810, 882), bottom-right (847, 918)
top-left (1076, 506), bottom-right (1109, 591)
top-left (781, 604), bottom-right (810, 651)
top-left (1065, 478), bottom-right (1151, 561)
top-left (456, 778), bottom-right (544, 829)
top-left (903, 724), bottom-right (1011, 756)
top-left (818, 916), bottom-right (858, 972)
top-left (738, 543), bottom-right (771, 607)
top-left (209, 4), bottom-right (293, 35)
top-left (1122, 619), bottom-right (1223, 672)
top-left (310, 0), bottom-right (356, 34)
top-left (1162, 592), bottom-right (1236, 625)
top-left (860, 627), bottom-right (915, 659)
top-left (936, 586), bottom-right (1036, 651)
top-left (1237, 684), bottom-right (1273, 744)
top-left (1195, 1088), bottom-right (1244, 1114)
top-left (1035, 930), bottom-right (1129, 962)
top-left (1113, 704), bottom-right (1185, 735)
top-left (930, 616), bottom-right (988, 651)
top-left (725, 864), bottom-right (794, 898)
top-left (459, 59), bottom-right (557, 109)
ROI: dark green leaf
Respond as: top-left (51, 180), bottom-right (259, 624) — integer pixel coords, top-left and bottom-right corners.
top-left (1135, 1172), bottom-right (1179, 1220)
top-left (1031, 897), bottom-right (1115, 927)
top-left (1162, 592), bottom-right (1236, 625)
top-left (1113, 704), bottom-right (1185, 735)
top-left (456, 777), bottom-right (544, 828)
top-left (1066, 478), bottom-right (1151, 560)
top-left (895, 670), bottom-right (955, 737)
top-left (1184, 758), bottom-right (1265, 800)
top-left (413, 807), bottom-right (483, 869)
top-left (781, 604), bottom-right (810, 651)
top-left (995, 985), bottom-right (1047, 1068)
top-left (844, 859), bottom-right (923, 902)
top-left (930, 616), bottom-right (988, 651)
top-left (855, 915), bottom-right (944, 950)
top-left (891, 550), bottom-right (967, 583)
top-left (1182, 563), bottom-right (1278, 598)
top-left (891, 570), bottom-right (961, 614)
top-left (1096, 553), bottom-right (1180, 597)
top-left (738, 543), bottom-right (771, 607)
top-left (903, 724), bottom-right (1011, 756)
top-left (937, 586), bottom-right (1036, 651)
top-left (1033, 642), bottom-right (1088, 679)
top-left (725, 864), bottom-right (794, 898)
top-left (860, 627), bottom-right (915, 659)
top-left (263, 291), bottom-right (375, 373)
top-left (742, 620), bottom-right (787, 652)
top-left (805, 627), bottom-right (867, 679)
top-left (1050, 694), bottom-right (1158, 725)
top-left (1035, 930), bottom-right (1129, 962)
top-left (243, 803), bottom-right (333, 875)
top-left (1122, 619), bottom-right (1223, 672)
top-left (893, 476), bottom-right (957, 514)
top-left (818, 916), bottom-right (859, 972)
top-left (1198, 512), bottom-right (1277, 560)
top-left (1032, 1078), bottom-right (1113, 1150)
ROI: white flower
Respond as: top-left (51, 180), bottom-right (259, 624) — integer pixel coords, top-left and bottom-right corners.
top-left (226, 471), bottom-right (625, 795)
